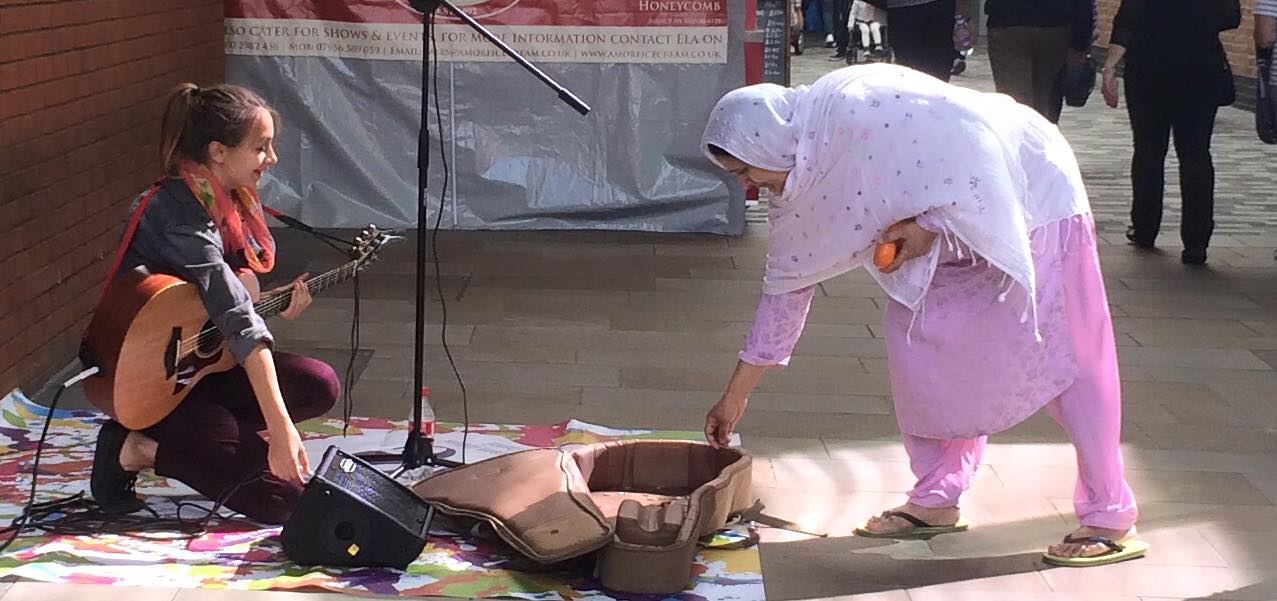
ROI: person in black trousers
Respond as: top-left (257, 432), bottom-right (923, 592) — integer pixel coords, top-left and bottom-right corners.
top-left (887, 0), bottom-right (965, 82)
top-left (1100, 0), bottom-right (1240, 265)
top-left (828, 0), bottom-right (853, 60)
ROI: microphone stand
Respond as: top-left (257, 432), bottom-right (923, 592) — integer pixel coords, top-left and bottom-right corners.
top-left (364, 0), bottom-right (590, 475)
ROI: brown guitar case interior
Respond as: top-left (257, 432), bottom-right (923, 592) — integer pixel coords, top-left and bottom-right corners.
top-left (411, 440), bottom-right (752, 594)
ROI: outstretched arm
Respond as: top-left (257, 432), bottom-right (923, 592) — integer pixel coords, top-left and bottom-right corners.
top-left (705, 285), bottom-right (816, 447)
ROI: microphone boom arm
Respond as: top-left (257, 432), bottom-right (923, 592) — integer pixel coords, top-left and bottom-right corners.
top-left (409, 0), bottom-right (591, 115)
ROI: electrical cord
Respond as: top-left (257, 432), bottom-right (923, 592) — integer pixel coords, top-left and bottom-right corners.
top-left (262, 208), bottom-right (367, 439)
top-left (2, 212), bottom-right (368, 554)
top-left (343, 272), bottom-right (361, 436)
top-left (429, 11), bottom-right (469, 464)
top-left (7, 468), bottom-right (263, 543)
top-left (0, 366), bottom-right (279, 553)
top-left (0, 368), bottom-right (86, 554)
top-left (264, 208), bottom-right (355, 252)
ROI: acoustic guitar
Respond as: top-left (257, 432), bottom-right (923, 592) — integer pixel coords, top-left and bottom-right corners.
top-left (80, 226), bottom-right (391, 430)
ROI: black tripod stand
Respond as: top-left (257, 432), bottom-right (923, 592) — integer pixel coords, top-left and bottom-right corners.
top-left (363, 0), bottom-right (590, 475)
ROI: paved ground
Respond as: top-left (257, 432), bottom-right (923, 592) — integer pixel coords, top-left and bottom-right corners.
top-left (7, 43), bottom-right (1277, 601)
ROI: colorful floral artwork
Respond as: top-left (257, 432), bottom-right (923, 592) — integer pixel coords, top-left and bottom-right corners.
top-left (0, 390), bottom-right (763, 600)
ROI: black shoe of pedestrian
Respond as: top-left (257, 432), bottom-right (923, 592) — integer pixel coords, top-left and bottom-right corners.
top-left (951, 59), bottom-right (967, 76)
top-left (1125, 226), bottom-right (1155, 249)
top-left (791, 33), bottom-right (803, 55)
top-left (830, 50), bottom-right (847, 60)
top-left (90, 420), bottom-right (145, 515)
top-left (1181, 247), bottom-right (1208, 265)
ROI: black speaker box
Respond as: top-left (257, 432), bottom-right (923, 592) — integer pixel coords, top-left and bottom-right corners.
top-left (281, 445), bottom-right (435, 569)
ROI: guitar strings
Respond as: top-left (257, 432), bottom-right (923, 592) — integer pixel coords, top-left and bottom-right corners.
top-left (176, 262), bottom-right (363, 357)
top-left (182, 264), bottom-right (349, 346)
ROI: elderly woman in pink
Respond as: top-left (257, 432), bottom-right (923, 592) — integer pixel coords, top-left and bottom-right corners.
top-left (700, 64), bottom-right (1145, 567)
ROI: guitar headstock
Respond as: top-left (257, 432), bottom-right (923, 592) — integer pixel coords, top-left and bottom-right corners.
top-left (350, 225), bottom-right (397, 269)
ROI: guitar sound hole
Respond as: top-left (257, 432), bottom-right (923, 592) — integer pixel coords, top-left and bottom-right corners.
top-left (196, 320), bottom-right (224, 355)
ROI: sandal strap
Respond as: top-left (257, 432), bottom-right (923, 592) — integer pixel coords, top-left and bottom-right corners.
top-left (1062, 535), bottom-right (1125, 552)
top-left (881, 510), bottom-right (934, 529)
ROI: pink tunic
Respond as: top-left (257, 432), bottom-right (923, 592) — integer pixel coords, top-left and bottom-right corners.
top-left (740, 215), bottom-right (1093, 439)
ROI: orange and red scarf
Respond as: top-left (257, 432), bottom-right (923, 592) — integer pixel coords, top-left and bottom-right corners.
top-left (97, 162), bottom-right (277, 306)
top-left (177, 160), bottom-right (275, 274)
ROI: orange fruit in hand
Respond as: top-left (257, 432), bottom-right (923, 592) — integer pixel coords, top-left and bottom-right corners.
top-left (873, 241), bottom-right (900, 271)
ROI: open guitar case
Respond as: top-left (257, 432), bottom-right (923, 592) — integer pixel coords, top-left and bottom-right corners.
top-left (411, 440), bottom-right (753, 594)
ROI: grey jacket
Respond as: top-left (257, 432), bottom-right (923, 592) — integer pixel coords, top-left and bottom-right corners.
top-left (113, 178), bottom-right (274, 363)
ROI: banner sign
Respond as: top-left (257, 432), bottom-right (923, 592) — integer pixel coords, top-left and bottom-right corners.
top-left (226, 0), bottom-right (729, 63)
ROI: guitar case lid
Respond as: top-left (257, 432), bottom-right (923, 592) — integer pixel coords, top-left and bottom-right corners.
top-left (412, 440), bottom-right (752, 594)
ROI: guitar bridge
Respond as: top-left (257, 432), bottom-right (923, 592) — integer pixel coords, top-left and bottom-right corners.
top-left (165, 327), bottom-right (180, 379)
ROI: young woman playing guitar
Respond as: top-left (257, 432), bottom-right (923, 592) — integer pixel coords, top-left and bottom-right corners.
top-left (88, 83), bottom-right (339, 524)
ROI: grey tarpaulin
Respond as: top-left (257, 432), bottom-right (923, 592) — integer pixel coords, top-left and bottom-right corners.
top-left (227, 1), bottom-right (747, 233)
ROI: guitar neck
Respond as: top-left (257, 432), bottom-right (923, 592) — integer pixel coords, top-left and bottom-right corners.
top-left (255, 260), bottom-right (361, 318)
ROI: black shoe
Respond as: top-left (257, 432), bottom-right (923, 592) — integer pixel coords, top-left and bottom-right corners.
top-left (1181, 247), bottom-right (1208, 265)
top-left (791, 33), bottom-right (803, 55)
top-left (90, 420), bottom-right (144, 515)
top-left (830, 50), bottom-right (847, 60)
top-left (1125, 225), bottom-right (1155, 249)
top-left (951, 59), bottom-right (967, 75)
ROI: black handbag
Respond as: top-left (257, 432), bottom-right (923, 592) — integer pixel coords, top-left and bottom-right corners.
top-left (1060, 54), bottom-right (1097, 108)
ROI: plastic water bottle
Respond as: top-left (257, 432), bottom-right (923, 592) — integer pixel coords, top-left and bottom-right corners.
top-left (414, 386), bottom-right (436, 438)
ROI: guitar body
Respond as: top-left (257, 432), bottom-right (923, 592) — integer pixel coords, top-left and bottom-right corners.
top-left (81, 225), bottom-right (387, 430)
top-left (82, 270), bottom-right (259, 430)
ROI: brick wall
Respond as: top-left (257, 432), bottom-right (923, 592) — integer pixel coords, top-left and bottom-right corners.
top-left (1095, 0), bottom-right (1258, 78)
top-left (0, 0), bottom-right (225, 396)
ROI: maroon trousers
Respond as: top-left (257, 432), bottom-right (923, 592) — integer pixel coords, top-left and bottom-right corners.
top-left (143, 352), bottom-right (340, 524)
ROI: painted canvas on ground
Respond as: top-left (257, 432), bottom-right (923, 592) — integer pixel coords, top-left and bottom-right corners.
top-left (0, 390), bottom-right (762, 599)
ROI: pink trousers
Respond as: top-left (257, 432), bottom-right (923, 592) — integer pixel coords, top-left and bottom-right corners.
top-left (900, 219), bottom-right (1138, 530)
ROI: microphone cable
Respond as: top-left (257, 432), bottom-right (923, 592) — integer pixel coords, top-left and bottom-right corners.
top-left (427, 11), bottom-right (470, 464)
